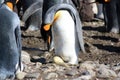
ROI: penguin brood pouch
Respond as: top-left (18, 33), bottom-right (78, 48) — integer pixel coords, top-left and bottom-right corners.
top-left (42, 3), bottom-right (86, 64)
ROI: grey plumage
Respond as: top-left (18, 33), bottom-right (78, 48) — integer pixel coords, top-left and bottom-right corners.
top-left (43, 3), bottom-right (85, 53)
top-left (0, 3), bottom-right (22, 80)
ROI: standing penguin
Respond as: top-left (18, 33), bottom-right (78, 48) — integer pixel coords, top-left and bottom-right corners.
top-left (41, 0), bottom-right (85, 64)
top-left (0, 0), bottom-right (22, 79)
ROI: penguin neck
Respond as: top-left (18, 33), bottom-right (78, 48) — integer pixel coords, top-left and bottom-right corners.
top-left (5, 2), bottom-right (14, 11)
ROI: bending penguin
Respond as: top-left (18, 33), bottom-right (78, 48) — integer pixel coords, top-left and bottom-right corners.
top-left (41, 1), bottom-right (86, 64)
top-left (41, 0), bottom-right (76, 51)
top-left (16, 0), bottom-right (43, 31)
top-left (0, 0), bottom-right (23, 79)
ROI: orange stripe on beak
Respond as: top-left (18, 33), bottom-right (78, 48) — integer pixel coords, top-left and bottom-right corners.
top-left (43, 24), bottom-right (51, 31)
top-left (6, 2), bottom-right (13, 10)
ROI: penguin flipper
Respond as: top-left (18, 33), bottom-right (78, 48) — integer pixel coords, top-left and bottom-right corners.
top-left (22, 1), bottom-right (42, 22)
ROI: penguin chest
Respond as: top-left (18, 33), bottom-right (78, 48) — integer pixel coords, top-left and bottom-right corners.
top-left (52, 10), bottom-right (79, 59)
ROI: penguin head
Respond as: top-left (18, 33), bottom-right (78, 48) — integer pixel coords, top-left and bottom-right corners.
top-left (41, 10), bottom-right (61, 42)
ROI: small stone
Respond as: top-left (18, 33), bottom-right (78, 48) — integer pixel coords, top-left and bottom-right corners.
top-left (80, 61), bottom-right (96, 70)
top-left (43, 51), bottom-right (52, 58)
top-left (44, 72), bottom-right (58, 79)
top-left (21, 50), bottom-right (31, 64)
top-left (115, 78), bottom-right (120, 80)
top-left (32, 56), bottom-right (40, 60)
top-left (25, 72), bottom-right (41, 79)
top-left (35, 62), bottom-right (42, 69)
top-left (78, 75), bottom-right (92, 80)
top-left (117, 72), bottom-right (120, 78)
top-left (65, 69), bottom-right (78, 76)
top-left (16, 71), bottom-right (27, 80)
top-left (97, 67), bottom-right (117, 79)
top-left (112, 65), bottom-right (120, 71)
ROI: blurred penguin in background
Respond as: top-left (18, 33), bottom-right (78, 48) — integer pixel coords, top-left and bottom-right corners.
top-left (89, 0), bottom-right (104, 19)
top-left (41, 0), bottom-right (85, 64)
top-left (16, 0), bottom-right (43, 31)
top-left (0, 0), bottom-right (23, 79)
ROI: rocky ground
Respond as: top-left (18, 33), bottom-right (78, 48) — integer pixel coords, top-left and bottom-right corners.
top-left (16, 20), bottom-right (120, 80)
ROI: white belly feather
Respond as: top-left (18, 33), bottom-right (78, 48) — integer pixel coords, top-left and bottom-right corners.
top-left (52, 10), bottom-right (80, 64)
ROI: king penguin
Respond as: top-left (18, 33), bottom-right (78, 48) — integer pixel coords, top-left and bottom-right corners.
top-left (41, 0), bottom-right (86, 64)
top-left (41, 0), bottom-right (76, 51)
top-left (0, 0), bottom-right (23, 79)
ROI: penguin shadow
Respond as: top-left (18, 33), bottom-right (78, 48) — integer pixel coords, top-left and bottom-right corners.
top-left (93, 44), bottom-right (120, 53)
top-left (22, 47), bottom-right (47, 64)
top-left (91, 35), bottom-right (120, 53)
top-left (82, 26), bottom-right (106, 32)
top-left (22, 46), bottom-right (46, 52)
top-left (21, 33), bottom-right (42, 39)
top-left (92, 36), bottom-right (119, 43)
top-left (20, 26), bottom-right (27, 31)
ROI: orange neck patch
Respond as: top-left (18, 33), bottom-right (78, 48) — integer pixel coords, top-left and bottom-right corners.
top-left (53, 11), bottom-right (61, 23)
top-left (104, 0), bottom-right (110, 2)
top-left (43, 24), bottom-right (51, 31)
top-left (6, 2), bottom-right (13, 10)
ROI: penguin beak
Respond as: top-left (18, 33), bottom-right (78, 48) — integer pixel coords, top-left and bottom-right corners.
top-left (43, 11), bottom-right (61, 31)
top-left (43, 24), bottom-right (51, 31)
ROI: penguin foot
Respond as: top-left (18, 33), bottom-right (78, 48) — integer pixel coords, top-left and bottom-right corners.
top-left (68, 57), bottom-right (78, 65)
top-left (110, 28), bottom-right (119, 33)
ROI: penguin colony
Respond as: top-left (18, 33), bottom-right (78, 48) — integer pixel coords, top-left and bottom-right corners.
top-left (0, 0), bottom-right (117, 79)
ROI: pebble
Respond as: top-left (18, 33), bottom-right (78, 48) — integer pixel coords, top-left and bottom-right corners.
top-left (79, 61), bottom-right (97, 70)
top-left (16, 71), bottom-right (27, 80)
top-left (20, 57), bottom-right (120, 80)
top-left (21, 50), bottom-right (31, 64)
top-left (44, 72), bottom-right (58, 80)
top-left (97, 66), bottom-right (117, 78)
top-left (25, 72), bottom-right (41, 79)
top-left (65, 69), bottom-right (79, 76)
